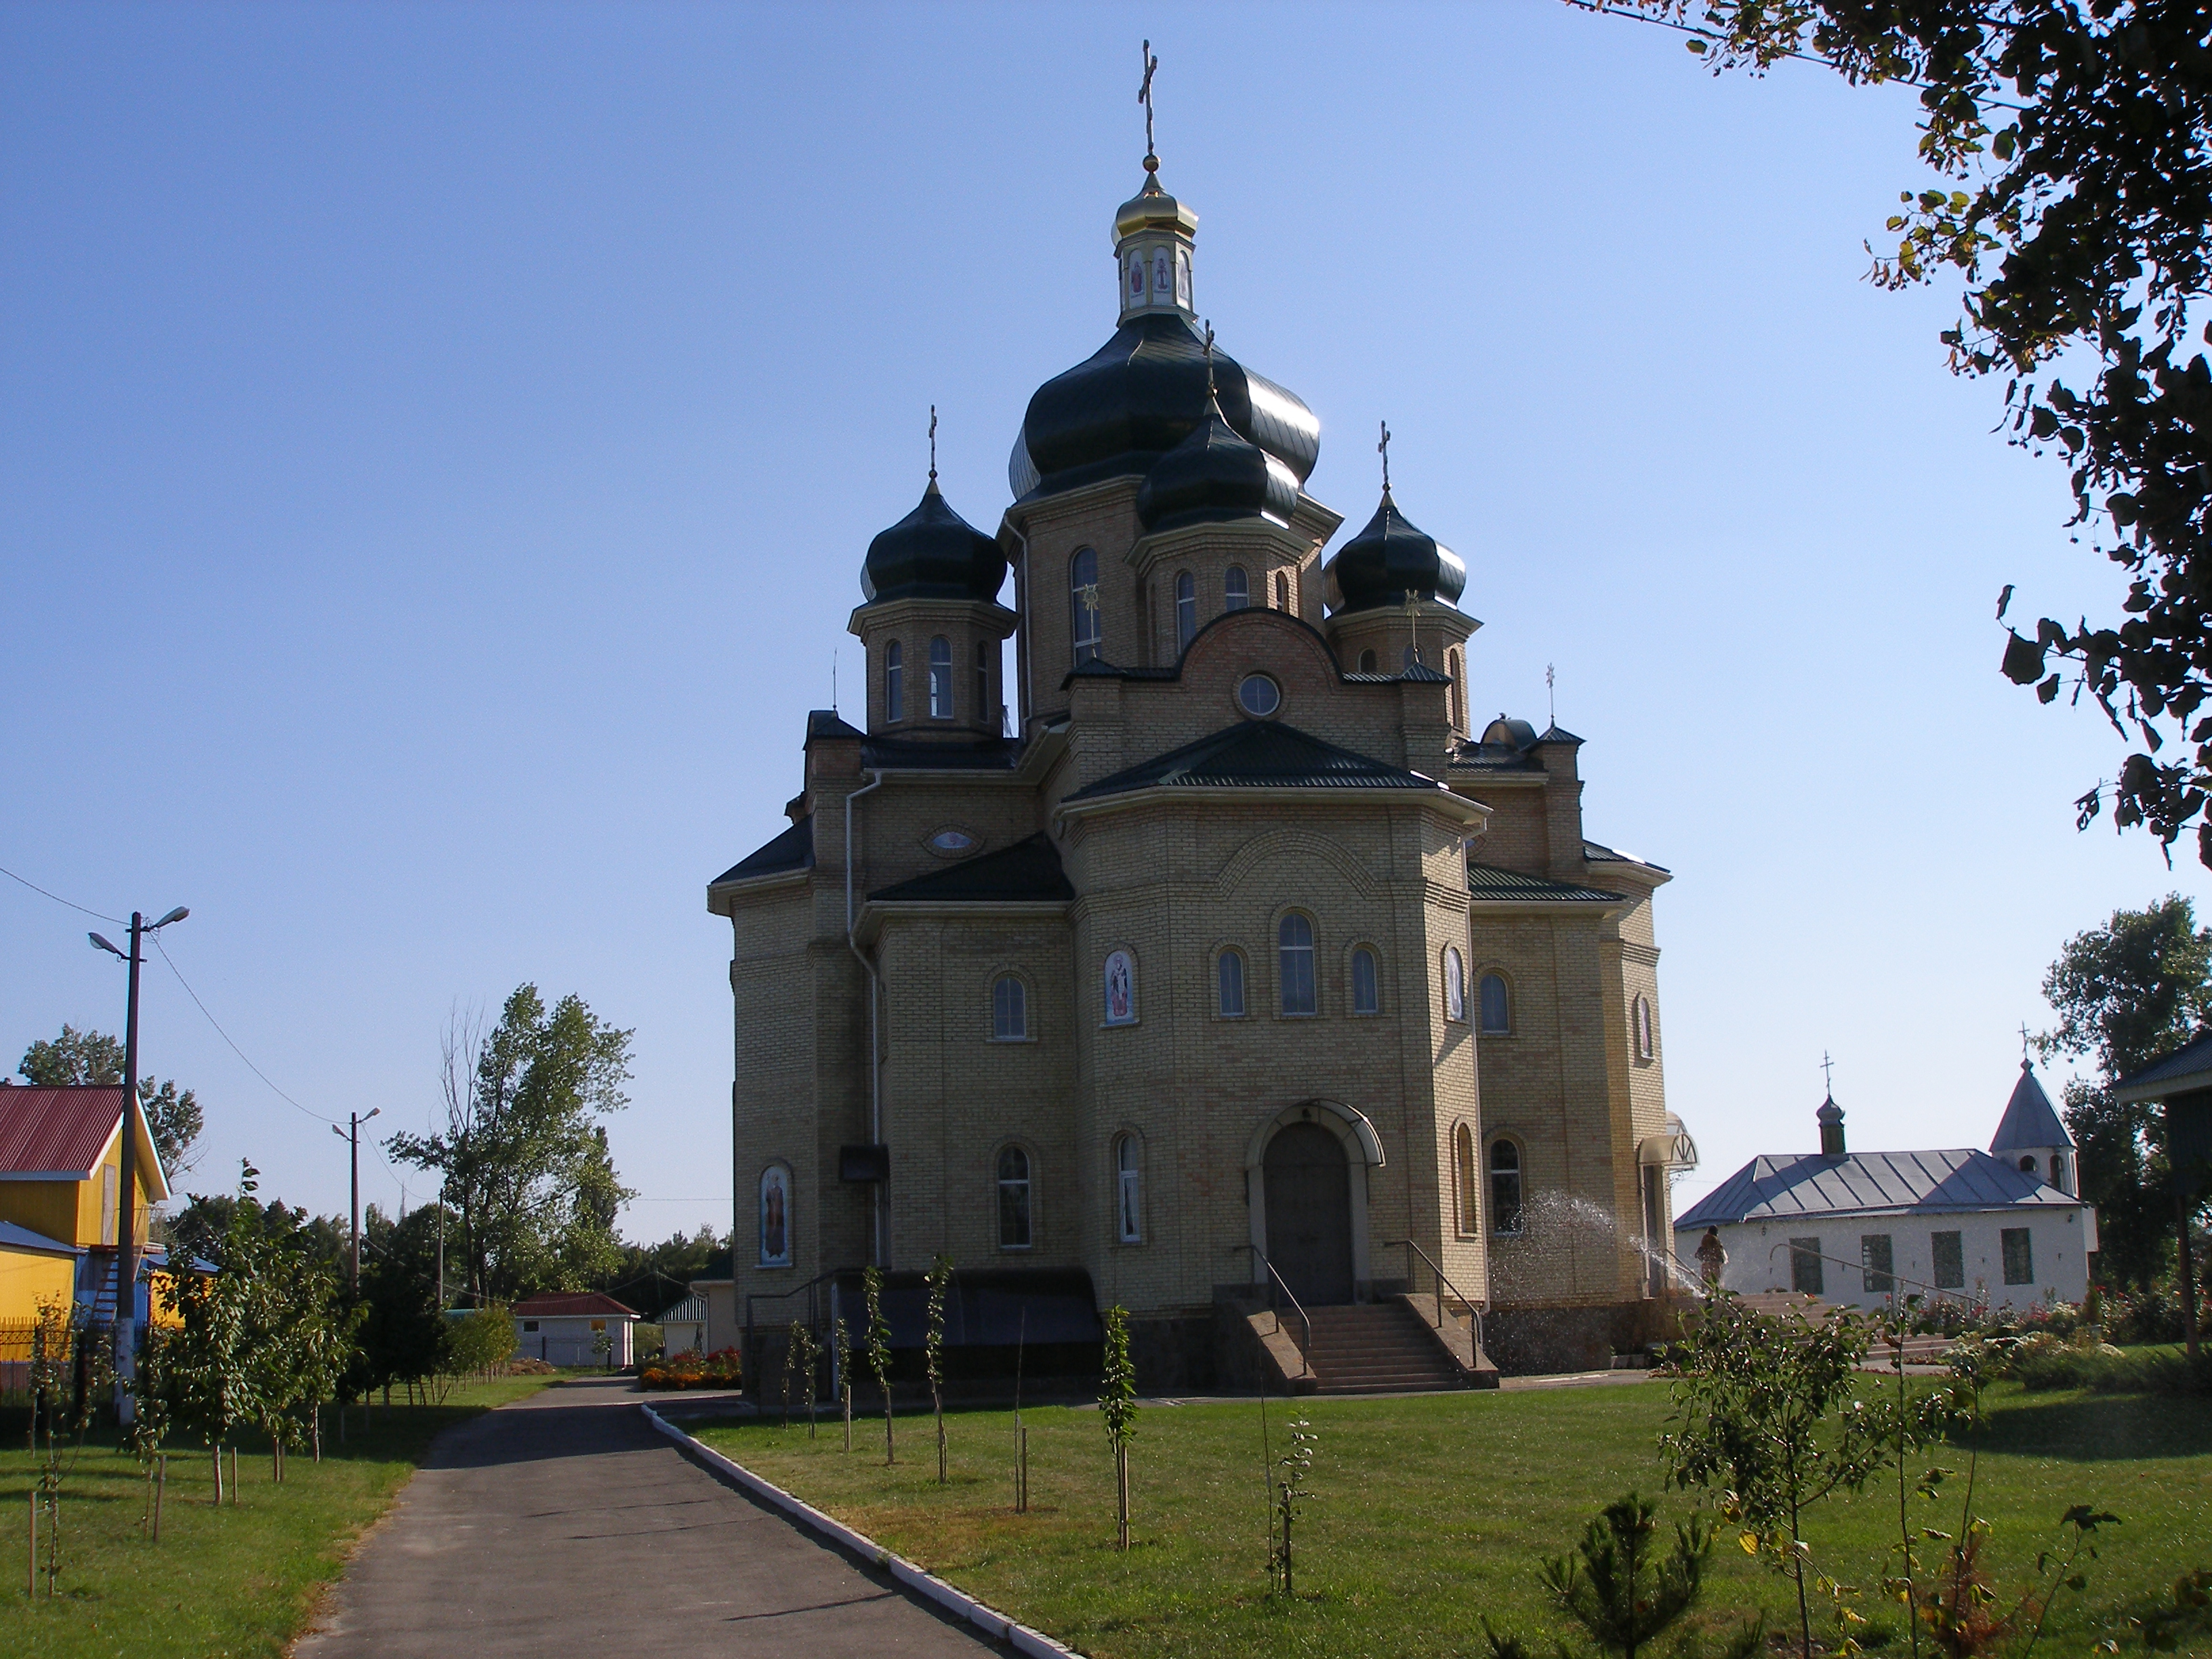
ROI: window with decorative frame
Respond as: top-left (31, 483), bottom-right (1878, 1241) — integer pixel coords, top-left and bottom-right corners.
top-left (998, 1145), bottom-right (1033, 1250)
top-left (1114, 1134), bottom-right (1143, 1244)
top-left (928, 635), bottom-right (953, 718)
top-left (1488, 1138), bottom-right (1523, 1235)
top-left (1279, 914), bottom-right (1316, 1016)
top-left (1350, 946), bottom-right (1380, 1015)
top-left (1478, 970), bottom-right (1509, 1034)
top-left (1454, 1122), bottom-right (1479, 1235)
top-left (1070, 548), bottom-right (1101, 664)
top-left (1216, 947), bottom-right (1246, 1018)
top-left (974, 640), bottom-right (990, 722)
top-left (992, 974), bottom-right (1027, 1041)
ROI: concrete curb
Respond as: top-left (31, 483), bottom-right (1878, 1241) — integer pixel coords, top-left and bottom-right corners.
top-left (640, 1403), bottom-right (1086, 1659)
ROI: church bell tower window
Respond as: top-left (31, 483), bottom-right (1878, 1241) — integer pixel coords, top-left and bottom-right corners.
top-left (928, 636), bottom-right (952, 718)
top-left (884, 640), bottom-right (903, 724)
top-left (1224, 566), bottom-right (1248, 611)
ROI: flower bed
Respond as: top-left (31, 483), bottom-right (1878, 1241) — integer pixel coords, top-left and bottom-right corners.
top-left (640, 1346), bottom-right (741, 1390)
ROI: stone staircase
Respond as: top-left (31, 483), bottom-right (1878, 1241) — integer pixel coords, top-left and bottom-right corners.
top-left (1298, 1301), bottom-right (1471, 1395)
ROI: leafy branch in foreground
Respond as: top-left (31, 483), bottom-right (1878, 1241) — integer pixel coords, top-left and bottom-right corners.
top-left (1099, 1305), bottom-right (1138, 1551)
top-left (1601, 2), bottom-right (2212, 865)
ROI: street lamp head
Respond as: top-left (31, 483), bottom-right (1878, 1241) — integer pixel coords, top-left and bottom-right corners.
top-left (152, 907), bottom-right (188, 929)
top-left (332, 1124), bottom-right (348, 1141)
top-left (89, 932), bottom-right (125, 959)
top-left (364, 1107), bottom-right (381, 1122)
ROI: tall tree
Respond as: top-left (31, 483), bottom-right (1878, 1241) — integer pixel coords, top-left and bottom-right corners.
top-left (18, 1023), bottom-right (204, 1172)
top-left (1606, 3), bottom-right (2212, 864)
top-left (387, 987), bottom-right (634, 1305)
top-left (2036, 894), bottom-right (2212, 1286)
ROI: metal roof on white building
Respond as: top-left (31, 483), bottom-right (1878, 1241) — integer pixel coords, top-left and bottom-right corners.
top-left (1676, 1147), bottom-right (2075, 1231)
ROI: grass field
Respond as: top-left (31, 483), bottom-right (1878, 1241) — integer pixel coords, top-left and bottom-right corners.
top-left (694, 1378), bottom-right (2212, 1657)
top-left (0, 1372), bottom-right (555, 1659)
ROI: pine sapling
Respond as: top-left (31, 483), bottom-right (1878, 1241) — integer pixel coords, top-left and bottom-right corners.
top-left (925, 1254), bottom-right (953, 1483)
top-left (1099, 1305), bottom-right (1138, 1549)
top-left (864, 1265), bottom-right (895, 1465)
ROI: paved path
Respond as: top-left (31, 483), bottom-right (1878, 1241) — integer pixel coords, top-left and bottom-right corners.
top-left (297, 1376), bottom-right (1003, 1658)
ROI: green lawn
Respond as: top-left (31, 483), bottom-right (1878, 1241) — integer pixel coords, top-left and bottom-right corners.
top-left (694, 1380), bottom-right (2212, 1657)
top-left (0, 1373), bottom-right (555, 1659)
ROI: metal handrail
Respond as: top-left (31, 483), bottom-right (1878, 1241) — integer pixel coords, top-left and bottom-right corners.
top-left (1234, 1244), bottom-right (1313, 1378)
top-left (743, 1268), bottom-right (841, 1382)
top-left (1385, 1237), bottom-right (1486, 1364)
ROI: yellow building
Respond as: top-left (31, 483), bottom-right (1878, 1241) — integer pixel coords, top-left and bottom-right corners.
top-left (707, 148), bottom-right (1697, 1387)
top-left (0, 1081), bottom-right (173, 1326)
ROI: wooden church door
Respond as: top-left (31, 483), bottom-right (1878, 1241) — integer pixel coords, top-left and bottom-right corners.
top-left (1263, 1122), bottom-right (1355, 1305)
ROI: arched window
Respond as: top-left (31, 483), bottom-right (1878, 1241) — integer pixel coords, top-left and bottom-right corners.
top-left (975, 640), bottom-right (990, 722)
top-left (997, 1145), bottom-right (1032, 1249)
top-left (1446, 647), bottom-right (1465, 731)
top-left (992, 975), bottom-right (1027, 1041)
top-left (1175, 571), bottom-right (1196, 652)
top-left (884, 640), bottom-right (903, 723)
top-left (2051, 1153), bottom-right (2066, 1188)
top-left (1070, 548), bottom-right (1101, 664)
top-left (1274, 571), bottom-right (1291, 610)
top-left (1224, 565), bottom-right (1249, 611)
top-left (928, 635), bottom-right (953, 718)
top-left (1453, 1123), bottom-right (1479, 1235)
top-left (1103, 949), bottom-right (1136, 1025)
top-left (1279, 914), bottom-right (1316, 1016)
top-left (1217, 948), bottom-right (1246, 1018)
top-left (2019, 1154), bottom-right (2037, 1174)
top-left (1489, 1139), bottom-right (1523, 1236)
top-left (1443, 947), bottom-right (1467, 1023)
top-left (759, 1163), bottom-right (793, 1267)
top-left (1115, 1134), bottom-right (1143, 1244)
top-left (1358, 649), bottom-right (1377, 674)
top-left (1633, 995), bottom-right (1654, 1061)
top-left (1479, 971), bottom-right (1509, 1034)
top-left (1351, 947), bottom-right (1380, 1016)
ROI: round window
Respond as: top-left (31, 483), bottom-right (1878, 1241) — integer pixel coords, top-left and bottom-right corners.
top-left (1237, 674), bottom-right (1281, 718)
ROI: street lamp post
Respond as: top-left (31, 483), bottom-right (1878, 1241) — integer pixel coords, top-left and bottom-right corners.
top-left (88, 905), bottom-right (187, 1420)
top-left (333, 1109), bottom-right (380, 1291)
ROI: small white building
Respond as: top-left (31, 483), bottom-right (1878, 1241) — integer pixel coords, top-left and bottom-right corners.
top-left (511, 1291), bottom-right (640, 1368)
top-left (1676, 1063), bottom-right (2098, 1313)
top-left (657, 1292), bottom-right (708, 1357)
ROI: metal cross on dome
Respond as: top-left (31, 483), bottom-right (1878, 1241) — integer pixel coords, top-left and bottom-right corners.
top-left (1822, 1050), bottom-right (1835, 1094)
top-left (1202, 320), bottom-right (1216, 398)
top-left (1139, 40), bottom-right (1159, 163)
top-left (1378, 420), bottom-right (1392, 494)
top-left (928, 404), bottom-right (938, 483)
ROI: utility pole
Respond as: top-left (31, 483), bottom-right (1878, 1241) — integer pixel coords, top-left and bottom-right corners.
top-left (332, 1109), bottom-right (380, 1291)
top-left (89, 905), bottom-right (186, 1422)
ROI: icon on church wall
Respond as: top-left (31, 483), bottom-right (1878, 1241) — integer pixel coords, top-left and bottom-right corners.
top-left (1443, 947), bottom-right (1467, 1023)
top-left (1152, 251), bottom-right (1170, 298)
top-left (1176, 249), bottom-right (1191, 307)
top-left (1103, 949), bottom-right (1136, 1025)
top-left (1130, 258), bottom-right (1145, 298)
top-left (759, 1162), bottom-right (792, 1267)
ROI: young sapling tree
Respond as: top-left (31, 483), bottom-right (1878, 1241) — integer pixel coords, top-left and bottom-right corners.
top-left (925, 1253), bottom-right (952, 1483)
top-left (834, 1312), bottom-right (854, 1452)
top-left (1099, 1305), bottom-right (1137, 1549)
top-left (864, 1265), bottom-right (895, 1465)
top-left (1535, 1492), bottom-right (1721, 1659)
top-left (1271, 1412), bottom-right (1318, 1597)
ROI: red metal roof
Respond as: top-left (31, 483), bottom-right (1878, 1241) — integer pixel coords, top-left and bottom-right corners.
top-left (509, 1291), bottom-right (640, 1319)
top-left (0, 1084), bottom-right (126, 1178)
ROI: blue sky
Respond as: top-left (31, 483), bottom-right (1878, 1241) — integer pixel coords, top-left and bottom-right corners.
top-left (5, 1), bottom-right (2204, 1240)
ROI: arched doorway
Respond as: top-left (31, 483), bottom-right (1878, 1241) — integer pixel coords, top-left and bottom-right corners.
top-left (1264, 1122), bottom-right (1355, 1305)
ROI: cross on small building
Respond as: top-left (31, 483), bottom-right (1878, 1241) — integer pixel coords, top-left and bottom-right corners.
top-left (1138, 40), bottom-right (1159, 163)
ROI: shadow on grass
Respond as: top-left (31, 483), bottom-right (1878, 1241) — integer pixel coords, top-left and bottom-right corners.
top-left (1976, 1391), bottom-right (2212, 1461)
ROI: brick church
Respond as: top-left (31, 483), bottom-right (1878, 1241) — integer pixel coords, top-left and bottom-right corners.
top-left (708, 140), bottom-right (1693, 1385)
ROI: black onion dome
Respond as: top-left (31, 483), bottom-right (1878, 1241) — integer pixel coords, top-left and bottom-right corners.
top-left (1009, 312), bottom-right (1320, 501)
top-left (1322, 491), bottom-right (1467, 615)
top-left (859, 481), bottom-right (1007, 605)
top-left (1135, 396), bottom-right (1300, 534)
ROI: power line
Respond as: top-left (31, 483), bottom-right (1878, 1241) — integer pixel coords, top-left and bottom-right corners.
top-left (153, 936), bottom-right (339, 1128)
top-left (0, 862), bottom-right (123, 925)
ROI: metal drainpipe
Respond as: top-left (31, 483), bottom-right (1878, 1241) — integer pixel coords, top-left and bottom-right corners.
top-left (844, 769), bottom-right (886, 1265)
